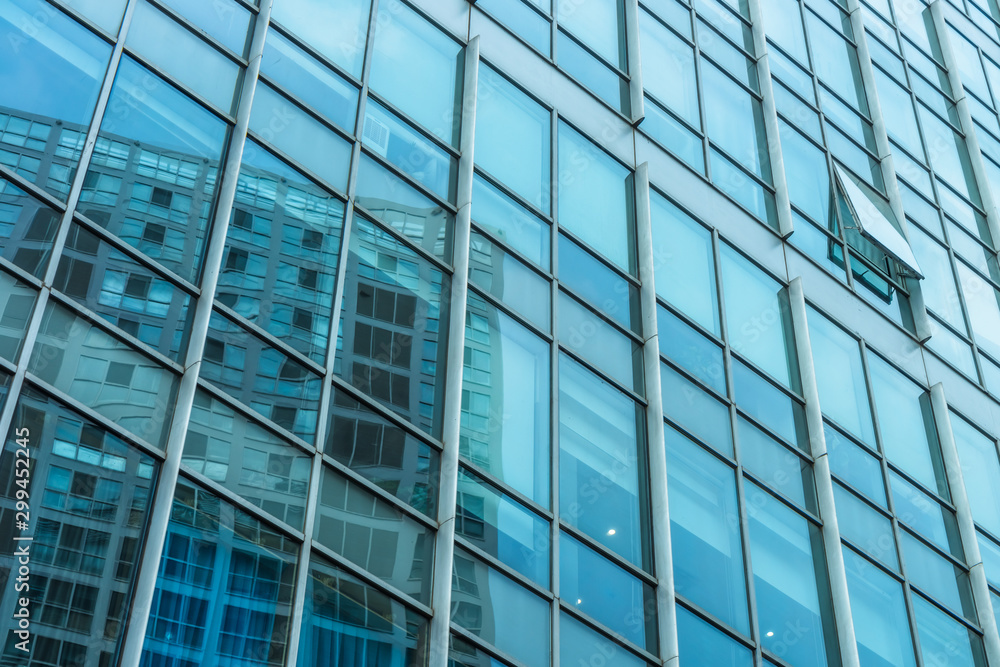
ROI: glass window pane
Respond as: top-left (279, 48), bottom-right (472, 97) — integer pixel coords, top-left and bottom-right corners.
top-left (476, 65), bottom-right (550, 212)
top-left (201, 311), bottom-right (322, 443)
top-left (126, 1), bottom-right (240, 113)
top-left (732, 360), bottom-right (806, 449)
top-left (29, 301), bottom-right (179, 449)
top-left (55, 0), bottom-right (127, 34)
top-left (558, 291), bottom-right (640, 393)
top-left (337, 217), bottom-right (450, 439)
top-left (677, 606), bottom-right (754, 667)
top-left (301, 555), bottom-right (429, 667)
top-left (249, 83), bottom-right (352, 193)
top-left (978, 531), bottom-right (1000, 589)
top-left (451, 547), bottom-right (550, 666)
top-left (355, 154), bottom-right (452, 261)
top-left (842, 546), bottom-right (918, 667)
top-left (325, 385), bottom-right (439, 517)
top-left (225, 140), bottom-right (345, 364)
top-left (656, 304), bottom-right (726, 395)
top-left (476, 0), bottom-right (551, 54)
top-left (560, 531), bottom-right (657, 652)
top-left (720, 246), bottom-right (798, 389)
top-left (661, 362), bottom-right (733, 456)
top-left (557, 123), bottom-right (633, 271)
top-left (746, 480), bottom-right (833, 667)
top-left (873, 68), bottom-right (923, 159)
top-left (780, 121), bottom-right (834, 228)
top-left (369, 2), bottom-right (462, 145)
top-left (557, 0), bottom-right (622, 64)
top-left (559, 233), bottom-right (639, 331)
top-left (640, 10), bottom-right (700, 128)
top-left (55, 223), bottom-right (193, 362)
top-left (702, 61), bottom-right (768, 179)
top-left (471, 174), bottom-right (550, 270)
top-left (666, 427), bottom-right (750, 634)
top-left (469, 231), bottom-right (550, 331)
top-left (908, 225), bottom-right (965, 330)
top-left (739, 416), bottom-right (815, 511)
top-left (834, 483), bottom-right (899, 570)
top-left (899, 531), bottom-right (970, 618)
top-left (560, 354), bottom-right (646, 566)
top-left (140, 481), bottom-right (297, 666)
top-left (157, 0), bottom-right (251, 55)
top-left (559, 611), bottom-right (649, 667)
top-left (270, 0), bottom-right (371, 78)
top-left (0, 0), bottom-right (112, 197)
top-left (807, 308), bottom-right (876, 446)
top-left (868, 355), bottom-right (944, 496)
top-left (316, 466), bottom-right (433, 603)
top-left (917, 105), bottom-right (979, 204)
top-left (826, 423), bottom-right (887, 506)
top-left (952, 415), bottom-right (1000, 538)
top-left (956, 262), bottom-right (1000, 360)
top-left (462, 293), bottom-right (550, 507)
top-left (260, 29), bottom-right (359, 131)
top-left (889, 471), bottom-right (960, 557)
top-left (912, 593), bottom-right (985, 667)
top-left (456, 467), bottom-right (549, 587)
top-left (89, 56), bottom-right (228, 282)
top-left (0, 177), bottom-right (61, 277)
top-left (0, 269), bottom-right (37, 364)
top-left (759, 0), bottom-right (808, 64)
top-left (649, 192), bottom-right (720, 334)
top-left (805, 12), bottom-right (868, 115)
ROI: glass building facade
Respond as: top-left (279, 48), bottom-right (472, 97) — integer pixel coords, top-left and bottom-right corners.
top-left (3, 0), bottom-right (1000, 665)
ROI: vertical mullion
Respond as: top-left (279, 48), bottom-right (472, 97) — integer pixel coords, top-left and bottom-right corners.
top-left (929, 384), bottom-right (1000, 665)
top-left (427, 34), bottom-right (479, 667)
top-left (549, 106), bottom-right (561, 667)
top-left (116, 1), bottom-right (273, 664)
top-left (634, 162), bottom-right (678, 664)
top-left (787, 278), bottom-right (863, 667)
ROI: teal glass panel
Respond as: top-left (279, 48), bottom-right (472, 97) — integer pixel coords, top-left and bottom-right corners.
top-left (739, 416), bottom-right (815, 511)
top-left (560, 354), bottom-right (646, 566)
top-left (842, 546), bottom-right (918, 667)
top-left (270, 0), bottom-right (371, 78)
top-left (560, 612), bottom-right (649, 667)
top-left (640, 9), bottom-right (700, 128)
top-left (656, 304), bottom-right (726, 395)
top-left (912, 594), bottom-right (985, 667)
top-left (557, 123), bottom-right (633, 271)
top-left (661, 362), bottom-right (733, 455)
top-left (649, 192), bottom-right (720, 334)
top-left (560, 532), bottom-right (658, 652)
top-left (475, 65), bottom-right (550, 212)
top-left (469, 231), bottom-right (550, 331)
top-left (834, 482), bottom-right (898, 570)
top-left (471, 174), bottom-right (550, 270)
top-left (666, 427), bottom-right (750, 634)
top-left (952, 414), bottom-right (1000, 538)
top-left (462, 293), bottom-right (550, 507)
top-left (677, 606), bottom-right (754, 667)
top-left (825, 423), bottom-right (887, 506)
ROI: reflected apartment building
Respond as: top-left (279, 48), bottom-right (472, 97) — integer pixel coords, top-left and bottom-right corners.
top-left (6, 0), bottom-right (1000, 667)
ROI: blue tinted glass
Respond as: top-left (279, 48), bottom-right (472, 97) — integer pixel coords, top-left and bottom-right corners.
top-left (834, 482), bottom-right (898, 570)
top-left (899, 531), bottom-right (970, 618)
top-left (649, 193), bottom-right (720, 334)
top-left (560, 532), bottom-right (657, 652)
top-left (261, 30), bottom-right (359, 131)
top-left (557, 30), bottom-right (628, 111)
top-left (557, 0), bottom-right (622, 64)
top-left (451, 547), bottom-right (550, 665)
top-left (642, 99), bottom-right (706, 174)
top-left (759, 0), bottom-right (808, 63)
top-left (270, 0), bottom-right (371, 78)
top-left (126, 1), bottom-right (240, 113)
top-left (249, 83), bottom-right (352, 192)
top-left (842, 546), bottom-right (918, 667)
top-left (559, 233), bottom-right (638, 331)
top-left (29, 301), bottom-right (179, 449)
top-left (469, 231), bottom-right (550, 331)
top-left (780, 121), bottom-right (834, 228)
top-left (560, 611), bottom-right (649, 667)
top-left (640, 10), bottom-right (700, 128)
top-left (666, 428), bottom-right (750, 634)
top-left (732, 360), bottom-right (805, 448)
top-left (57, 0), bottom-right (127, 34)
top-left (462, 293), bottom-right (550, 506)
top-left (703, 61), bottom-right (769, 180)
top-left (201, 311), bottom-right (322, 443)
top-left (478, 0), bottom-right (550, 53)
top-left (889, 472), bottom-right (959, 557)
top-left (471, 173), bottom-right (551, 270)
top-left (185, 390), bottom-right (310, 529)
top-left (805, 13), bottom-right (868, 115)
top-left (140, 481), bottom-right (297, 666)
top-left (302, 556), bottom-right (428, 667)
top-left (558, 291), bottom-right (641, 393)
top-left (476, 65), bottom-right (550, 212)
top-left (656, 305), bottom-right (726, 395)
top-left (224, 141), bottom-right (345, 363)
top-left (55, 223), bottom-right (193, 362)
top-left (661, 362), bottom-right (733, 455)
top-left (89, 57), bottom-right (228, 282)
top-left (457, 467), bottom-right (549, 587)
top-left (0, 270), bottom-right (36, 363)
top-left (739, 416), bottom-right (815, 511)
top-left (0, 0), bottom-right (111, 196)
top-left (807, 308), bottom-right (876, 446)
top-left (825, 423), bottom-right (887, 506)
top-left (325, 385), bottom-right (439, 517)
top-left (316, 467), bottom-right (433, 603)
top-left (746, 480), bottom-right (831, 667)
top-left (337, 217), bottom-right (450, 439)
top-left (980, 531), bottom-right (1000, 589)
top-left (355, 154), bottom-right (453, 261)
top-left (560, 355), bottom-right (646, 565)
top-left (0, 177), bottom-right (62, 277)
top-left (363, 99), bottom-right (456, 201)
top-left (158, 0), bottom-right (249, 54)
top-left (677, 606), bottom-right (754, 667)
top-left (558, 123), bottom-right (633, 271)
top-left (369, 2), bottom-right (462, 144)
top-left (912, 594), bottom-right (984, 667)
